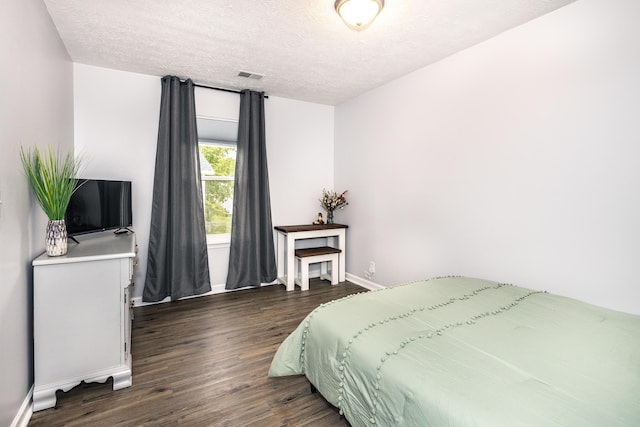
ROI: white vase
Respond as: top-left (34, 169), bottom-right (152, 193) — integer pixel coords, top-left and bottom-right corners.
top-left (46, 219), bottom-right (68, 256)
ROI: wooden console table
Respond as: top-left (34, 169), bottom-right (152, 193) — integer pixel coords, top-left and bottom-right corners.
top-left (274, 224), bottom-right (348, 291)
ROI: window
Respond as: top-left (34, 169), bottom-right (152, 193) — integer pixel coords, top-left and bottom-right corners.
top-left (197, 117), bottom-right (238, 245)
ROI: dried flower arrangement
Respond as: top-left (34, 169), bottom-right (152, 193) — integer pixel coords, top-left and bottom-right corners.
top-left (320, 189), bottom-right (348, 224)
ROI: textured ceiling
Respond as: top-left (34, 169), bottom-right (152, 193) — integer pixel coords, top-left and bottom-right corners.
top-left (43, 0), bottom-right (577, 105)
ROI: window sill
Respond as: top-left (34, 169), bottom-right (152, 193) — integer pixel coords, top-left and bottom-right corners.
top-left (207, 234), bottom-right (231, 249)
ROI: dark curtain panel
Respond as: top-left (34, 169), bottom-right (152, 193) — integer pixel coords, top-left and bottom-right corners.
top-left (226, 90), bottom-right (277, 289)
top-left (143, 76), bottom-right (211, 302)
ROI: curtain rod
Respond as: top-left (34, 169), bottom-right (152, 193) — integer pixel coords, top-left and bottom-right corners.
top-left (193, 83), bottom-right (269, 99)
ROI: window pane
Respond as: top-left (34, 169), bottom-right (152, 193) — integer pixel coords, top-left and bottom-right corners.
top-left (199, 145), bottom-right (235, 177)
top-left (199, 145), bottom-right (236, 236)
top-left (203, 180), bottom-right (233, 235)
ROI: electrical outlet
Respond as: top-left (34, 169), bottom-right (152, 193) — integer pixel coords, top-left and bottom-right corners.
top-left (369, 261), bottom-right (376, 274)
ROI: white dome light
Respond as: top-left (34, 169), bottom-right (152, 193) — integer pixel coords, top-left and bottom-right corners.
top-left (335, 0), bottom-right (384, 31)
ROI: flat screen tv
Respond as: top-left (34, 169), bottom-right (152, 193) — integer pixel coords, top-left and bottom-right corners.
top-left (65, 179), bottom-right (133, 236)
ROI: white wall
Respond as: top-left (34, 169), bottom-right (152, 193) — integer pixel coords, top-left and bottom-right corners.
top-left (74, 65), bottom-right (335, 298)
top-left (0, 0), bottom-right (74, 425)
top-left (267, 96), bottom-right (335, 224)
top-left (335, 0), bottom-right (640, 315)
top-left (74, 64), bottom-right (160, 300)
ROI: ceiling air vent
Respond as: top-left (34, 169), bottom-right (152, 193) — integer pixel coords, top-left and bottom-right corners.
top-left (238, 70), bottom-right (264, 80)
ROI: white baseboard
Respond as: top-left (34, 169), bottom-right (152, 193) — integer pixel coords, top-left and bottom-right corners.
top-left (10, 386), bottom-right (33, 427)
top-left (131, 281), bottom-right (277, 307)
top-left (132, 273), bottom-right (385, 307)
top-left (346, 273), bottom-right (385, 291)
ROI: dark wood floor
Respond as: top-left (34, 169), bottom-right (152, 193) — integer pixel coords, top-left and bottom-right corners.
top-left (29, 280), bottom-right (364, 427)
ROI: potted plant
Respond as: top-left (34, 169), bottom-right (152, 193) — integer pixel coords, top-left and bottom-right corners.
top-left (20, 146), bottom-right (83, 256)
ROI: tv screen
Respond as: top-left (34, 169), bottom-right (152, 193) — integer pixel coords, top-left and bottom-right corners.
top-left (65, 179), bottom-right (133, 235)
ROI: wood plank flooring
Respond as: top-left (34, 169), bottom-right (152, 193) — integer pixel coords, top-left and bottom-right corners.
top-left (28, 280), bottom-right (365, 426)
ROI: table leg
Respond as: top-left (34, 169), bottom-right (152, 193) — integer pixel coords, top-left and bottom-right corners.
top-left (338, 231), bottom-right (346, 282)
top-left (276, 231), bottom-right (285, 284)
top-left (286, 235), bottom-right (295, 291)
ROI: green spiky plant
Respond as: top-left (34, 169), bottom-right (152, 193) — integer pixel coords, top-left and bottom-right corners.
top-left (20, 146), bottom-right (83, 220)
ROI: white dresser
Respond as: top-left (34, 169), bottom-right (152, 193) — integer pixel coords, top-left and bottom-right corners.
top-left (32, 231), bottom-right (136, 411)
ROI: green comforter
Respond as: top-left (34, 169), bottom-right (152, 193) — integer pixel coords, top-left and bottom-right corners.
top-left (269, 277), bottom-right (640, 426)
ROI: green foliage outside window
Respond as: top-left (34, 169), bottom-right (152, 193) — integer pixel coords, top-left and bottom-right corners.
top-left (200, 145), bottom-right (236, 235)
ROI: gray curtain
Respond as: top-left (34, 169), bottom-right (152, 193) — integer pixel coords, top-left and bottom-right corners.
top-left (143, 76), bottom-right (211, 302)
top-left (226, 90), bottom-right (277, 289)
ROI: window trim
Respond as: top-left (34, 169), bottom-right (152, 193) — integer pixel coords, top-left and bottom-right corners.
top-left (197, 116), bottom-right (238, 243)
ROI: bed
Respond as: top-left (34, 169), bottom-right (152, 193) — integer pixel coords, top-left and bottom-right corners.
top-left (268, 276), bottom-right (640, 426)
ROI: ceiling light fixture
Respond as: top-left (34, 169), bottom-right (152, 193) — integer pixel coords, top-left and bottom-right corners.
top-left (335, 0), bottom-right (384, 31)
